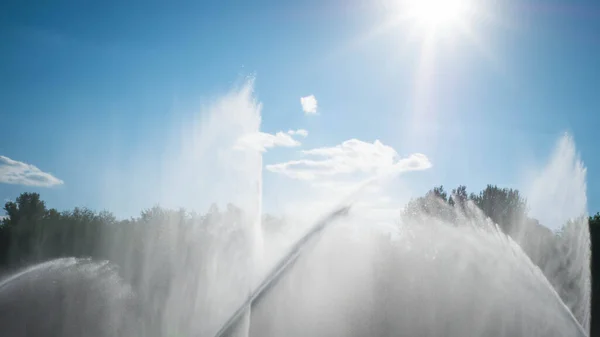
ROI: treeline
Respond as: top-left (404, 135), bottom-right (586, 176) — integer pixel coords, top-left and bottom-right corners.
top-left (1, 187), bottom-right (599, 335)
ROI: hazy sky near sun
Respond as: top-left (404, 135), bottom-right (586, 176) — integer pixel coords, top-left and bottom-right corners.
top-left (1, 0), bottom-right (599, 221)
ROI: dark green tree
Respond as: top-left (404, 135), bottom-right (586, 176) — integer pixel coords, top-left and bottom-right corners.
top-left (2, 192), bottom-right (48, 227)
top-left (451, 185), bottom-right (468, 208)
top-left (2, 193), bottom-right (48, 264)
top-left (469, 185), bottom-right (528, 234)
top-left (590, 213), bottom-right (600, 336)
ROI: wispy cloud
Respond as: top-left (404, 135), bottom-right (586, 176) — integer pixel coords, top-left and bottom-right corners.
top-left (234, 131), bottom-right (301, 152)
top-left (266, 139), bottom-right (431, 181)
top-left (300, 95), bottom-right (318, 115)
top-left (0, 156), bottom-right (64, 187)
top-left (287, 129), bottom-right (309, 137)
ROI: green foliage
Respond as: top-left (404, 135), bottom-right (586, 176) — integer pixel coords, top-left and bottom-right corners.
top-left (590, 212), bottom-right (600, 335)
top-left (591, 212), bottom-right (600, 226)
top-left (470, 185), bottom-right (528, 233)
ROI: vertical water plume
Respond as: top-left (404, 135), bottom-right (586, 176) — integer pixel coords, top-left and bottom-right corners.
top-left (524, 133), bottom-right (590, 332)
top-left (160, 79), bottom-right (265, 337)
top-left (93, 79), bottom-right (267, 337)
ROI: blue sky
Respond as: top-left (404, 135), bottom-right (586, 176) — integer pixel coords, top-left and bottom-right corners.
top-left (1, 0), bottom-right (599, 222)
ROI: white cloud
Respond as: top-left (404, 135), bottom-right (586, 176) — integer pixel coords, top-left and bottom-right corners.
top-left (266, 139), bottom-right (430, 225)
top-left (300, 95), bottom-right (318, 115)
top-left (287, 129), bottom-right (309, 137)
top-left (234, 131), bottom-right (301, 152)
top-left (0, 155), bottom-right (64, 187)
top-left (266, 139), bottom-right (431, 181)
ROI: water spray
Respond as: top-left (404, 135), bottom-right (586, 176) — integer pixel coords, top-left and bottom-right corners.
top-left (212, 205), bottom-right (351, 337)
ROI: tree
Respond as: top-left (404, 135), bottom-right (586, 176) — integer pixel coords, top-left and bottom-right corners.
top-left (590, 213), bottom-right (600, 337)
top-left (431, 185), bottom-right (448, 203)
top-left (2, 192), bottom-right (47, 226)
top-left (402, 186), bottom-right (449, 221)
top-left (469, 185), bottom-right (527, 234)
top-left (1, 193), bottom-right (49, 264)
top-left (451, 185), bottom-right (468, 208)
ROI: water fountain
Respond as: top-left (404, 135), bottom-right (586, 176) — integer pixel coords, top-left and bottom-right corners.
top-left (244, 198), bottom-right (589, 337)
top-left (0, 82), bottom-right (590, 337)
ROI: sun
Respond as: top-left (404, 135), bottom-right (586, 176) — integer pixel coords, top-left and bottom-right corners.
top-left (403, 0), bottom-right (475, 33)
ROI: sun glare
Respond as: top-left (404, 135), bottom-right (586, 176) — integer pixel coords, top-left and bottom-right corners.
top-left (404, 0), bottom-right (474, 32)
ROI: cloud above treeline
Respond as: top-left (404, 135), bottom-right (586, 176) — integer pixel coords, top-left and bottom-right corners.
top-left (0, 155), bottom-right (64, 187)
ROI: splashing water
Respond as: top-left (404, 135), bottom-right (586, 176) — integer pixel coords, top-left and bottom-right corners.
top-left (0, 258), bottom-right (134, 337)
top-left (0, 82), bottom-right (590, 337)
top-left (137, 81), bottom-right (266, 337)
top-left (247, 199), bottom-right (589, 337)
top-left (524, 133), bottom-right (590, 331)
